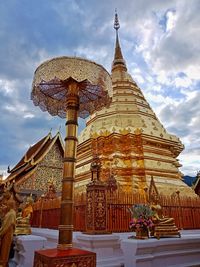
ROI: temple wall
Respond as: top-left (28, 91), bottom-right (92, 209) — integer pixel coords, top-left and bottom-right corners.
top-left (18, 142), bottom-right (63, 192)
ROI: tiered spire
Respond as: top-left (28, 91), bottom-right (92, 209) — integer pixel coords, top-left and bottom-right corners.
top-left (112, 10), bottom-right (127, 72)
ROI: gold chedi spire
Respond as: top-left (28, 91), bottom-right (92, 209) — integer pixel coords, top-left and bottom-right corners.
top-left (112, 10), bottom-right (127, 72)
top-left (76, 12), bottom-right (196, 198)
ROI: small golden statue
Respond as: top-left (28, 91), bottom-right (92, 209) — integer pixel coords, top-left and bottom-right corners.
top-left (15, 195), bottom-right (33, 235)
top-left (148, 176), bottom-right (180, 239)
top-left (150, 195), bottom-right (180, 239)
top-left (0, 199), bottom-right (16, 267)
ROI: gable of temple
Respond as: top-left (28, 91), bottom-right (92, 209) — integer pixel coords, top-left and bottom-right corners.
top-left (5, 132), bottom-right (64, 194)
top-left (75, 13), bottom-right (196, 197)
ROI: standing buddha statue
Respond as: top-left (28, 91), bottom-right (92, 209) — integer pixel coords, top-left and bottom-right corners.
top-left (0, 199), bottom-right (16, 267)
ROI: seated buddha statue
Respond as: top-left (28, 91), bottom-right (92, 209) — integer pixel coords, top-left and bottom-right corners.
top-left (151, 201), bottom-right (174, 225)
top-left (150, 195), bottom-right (180, 239)
top-left (15, 195), bottom-right (33, 235)
top-left (147, 176), bottom-right (180, 239)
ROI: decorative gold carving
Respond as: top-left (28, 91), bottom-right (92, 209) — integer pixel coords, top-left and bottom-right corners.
top-left (99, 130), bottom-right (111, 137)
top-left (134, 128), bottom-right (142, 135)
top-left (33, 249), bottom-right (96, 267)
top-left (86, 186), bottom-right (107, 233)
top-left (136, 159), bottom-right (144, 168)
top-left (119, 128), bottom-right (131, 135)
top-left (86, 157), bottom-right (108, 234)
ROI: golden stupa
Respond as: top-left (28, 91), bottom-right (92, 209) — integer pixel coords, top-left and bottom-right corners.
top-left (75, 13), bottom-right (195, 197)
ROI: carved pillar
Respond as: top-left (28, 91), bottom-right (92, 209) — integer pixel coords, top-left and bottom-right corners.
top-left (85, 156), bottom-right (108, 234)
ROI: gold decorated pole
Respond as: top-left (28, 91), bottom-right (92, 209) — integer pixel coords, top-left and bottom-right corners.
top-left (31, 57), bottom-right (112, 251)
top-left (58, 81), bottom-right (79, 249)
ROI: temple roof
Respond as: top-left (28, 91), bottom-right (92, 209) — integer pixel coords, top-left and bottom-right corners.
top-left (6, 132), bottom-right (64, 184)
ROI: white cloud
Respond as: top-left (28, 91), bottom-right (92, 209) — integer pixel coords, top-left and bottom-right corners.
top-left (156, 71), bottom-right (172, 86)
top-left (148, 1), bottom-right (200, 80)
top-left (4, 105), bottom-right (16, 112)
top-left (135, 18), bottom-right (161, 53)
top-left (166, 10), bottom-right (177, 32)
top-left (145, 91), bottom-right (179, 116)
top-left (23, 113), bottom-right (35, 119)
top-left (74, 46), bottom-right (112, 70)
top-left (132, 68), bottom-right (142, 74)
top-left (134, 74), bottom-right (145, 84)
top-left (174, 76), bottom-right (192, 88)
top-left (179, 148), bottom-right (200, 176)
top-left (3, 102), bottom-right (29, 116)
top-left (130, 67), bottom-right (145, 84)
top-left (158, 90), bottom-right (200, 159)
top-left (184, 65), bottom-right (200, 80)
top-left (180, 89), bottom-right (198, 100)
top-left (0, 79), bottom-right (16, 95)
top-left (2, 99), bottom-right (35, 120)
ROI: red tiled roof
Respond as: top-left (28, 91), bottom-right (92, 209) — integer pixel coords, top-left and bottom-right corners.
top-left (25, 135), bottom-right (50, 161)
top-left (33, 133), bottom-right (64, 163)
top-left (10, 134), bottom-right (51, 173)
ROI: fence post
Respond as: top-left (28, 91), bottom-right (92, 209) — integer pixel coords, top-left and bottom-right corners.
top-left (176, 191), bottom-right (183, 229)
top-left (39, 195), bottom-right (45, 228)
top-left (85, 155), bottom-right (109, 234)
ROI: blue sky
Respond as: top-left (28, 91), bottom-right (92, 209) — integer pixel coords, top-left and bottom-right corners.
top-left (0, 0), bottom-right (199, 177)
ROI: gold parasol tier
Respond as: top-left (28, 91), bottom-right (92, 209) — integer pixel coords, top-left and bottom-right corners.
top-left (31, 56), bottom-right (112, 119)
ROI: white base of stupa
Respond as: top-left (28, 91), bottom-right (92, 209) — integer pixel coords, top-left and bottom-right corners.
top-left (74, 233), bottom-right (124, 267)
top-left (10, 229), bottom-right (200, 267)
top-left (121, 233), bottom-right (200, 267)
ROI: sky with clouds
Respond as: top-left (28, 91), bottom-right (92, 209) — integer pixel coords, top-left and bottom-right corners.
top-left (0, 0), bottom-right (199, 178)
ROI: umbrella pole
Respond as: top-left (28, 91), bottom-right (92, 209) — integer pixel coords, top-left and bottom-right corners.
top-left (57, 81), bottom-right (79, 249)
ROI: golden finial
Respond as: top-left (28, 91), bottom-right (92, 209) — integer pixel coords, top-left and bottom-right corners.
top-left (112, 9), bottom-right (127, 72)
top-left (114, 9), bottom-right (120, 31)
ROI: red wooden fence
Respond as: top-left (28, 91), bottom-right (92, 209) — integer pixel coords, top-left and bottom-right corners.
top-left (31, 191), bottom-right (200, 232)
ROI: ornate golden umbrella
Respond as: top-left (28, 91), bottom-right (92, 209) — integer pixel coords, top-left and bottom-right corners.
top-left (31, 56), bottom-right (112, 250)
